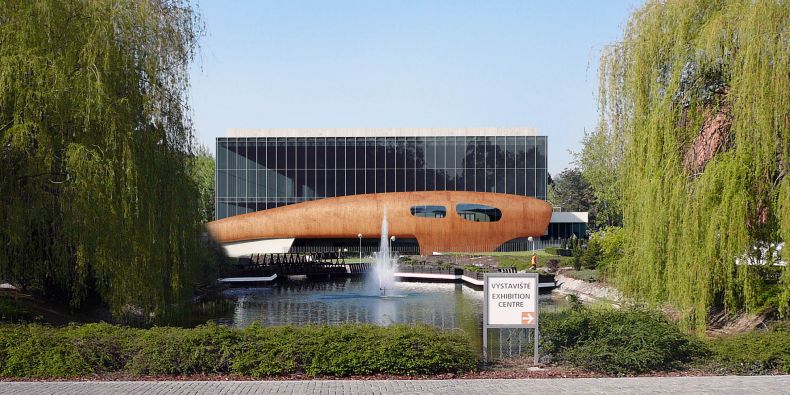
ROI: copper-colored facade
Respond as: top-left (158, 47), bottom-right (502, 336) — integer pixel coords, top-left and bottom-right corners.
top-left (206, 191), bottom-right (552, 255)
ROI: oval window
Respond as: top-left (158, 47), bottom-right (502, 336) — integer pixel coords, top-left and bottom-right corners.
top-left (456, 203), bottom-right (502, 222)
top-left (410, 205), bottom-right (447, 218)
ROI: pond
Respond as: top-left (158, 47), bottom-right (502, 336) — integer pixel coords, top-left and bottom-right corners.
top-left (201, 277), bottom-right (566, 357)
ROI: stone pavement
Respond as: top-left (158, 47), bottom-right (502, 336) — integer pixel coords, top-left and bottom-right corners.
top-left (0, 376), bottom-right (788, 394)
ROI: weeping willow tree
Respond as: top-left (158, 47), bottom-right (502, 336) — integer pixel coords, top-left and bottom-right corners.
top-left (0, 0), bottom-right (209, 317)
top-left (597, 0), bottom-right (790, 329)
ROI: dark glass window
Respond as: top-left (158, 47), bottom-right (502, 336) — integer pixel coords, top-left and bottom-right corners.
top-left (385, 168), bottom-right (396, 192)
top-left (365, 169), bottom-right (376, 194)
top-left (315, 169), bottom-right (326, 198)
top-left (425, 138), bottom-right (436, 169)
top-left (336, 138), bottom-right (345, 170)
top-left (247, 169), bottom-right (256, 199)
top-left (435, 137), bottom-right (446, 170)
top-left (316, 138), bottom-right (326, 170)
top-left (276, 138), bottom-right (286, 169)
top-left (435, 169), bottom-right (445, 191)
top-left (455, 137), bottom-right (466, 168)
top-left (226, 141), bottom-right (237, 170)
top-left (375, 137), bottom-right (386, 169)
top-left (385, 138), bottom-right (396, 169)
top-left (416, 168), bottom-right (426, 191)
top-left (356, 169), bottom-right (365, 195)
top-left (395, 137), bottom-right (406, 168)
top-left (465, 168), bottom-right (475, 191)
top-left (410, 205), bottom-right (446, 218)
top-left (325, 138), bottom-right (336, 170)
top-left (425, 169), bottom-right (435, 190)
top-left (345, 138), bottom-right (355, 169)
top-left (526, 137), bottom-right (536, 168)
top-left (326, 169), bottom-right (336, 197)
top-left (505, 169), bottom-right (515, 194)
top-left (406, 168), bottom-right (415, 191)
top-left (536, 136), bottom-right (547, 169)
top-left (446, 137), bottom-right (456, 169)
top-left (236, 169), bottom-right (246, 197)
top-left (286, 138), bottom-right (296, 169)
top-left (405, 139), bottom-right (416, 169)
top-left (495, 136), bottom-right (506, 169)
top-left (255, 141), bottom-right (266, 170)
top-left (217, 141), bottom-right (228, 169)
top-left (526, 169), bottom-right (536, 196)
top-left (474, 137), bottom-right (485, 168)
top-left (305, 170), bottom-right (316, 198)
top-left (345, 169), bottom-right (355, 196)
top-left (486, 168), bottom-right (495, 192)
top-left (536, 168), bottom-right (546, 199)
top-left (355, 138), bottom-right (366, 171)
top-left (456, 203), bottom-right (502, 222)
top-left (495, 168), bottom-right (506, 193)
top-left (218, 170), bottom-right (228, 197)
top-left (486, 137), bottom-right (496, 169)
top-left (415, 138), bottom-right (426, 169)
top-left (365, 139), bottom-right (376, 170)
top-left (516, 136), bottom-right (526, 169)
top-left (336, 168), bottom-right (346, 196)
top-left (475, 169), bottom-right (485, 192)
top-left (506, 136), bottom-right (516, 168)
top-left (375, 169), bottom-right (385, 193)
top-left (395, 168), bottom-right (405, 192)
top-left (516, 169), bottom-right (526, 196)
top-left (444, 168), bottom-right (455, 191)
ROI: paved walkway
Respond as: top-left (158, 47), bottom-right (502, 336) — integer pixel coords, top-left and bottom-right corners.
top-left (0, 376), bottom-right (788, 394)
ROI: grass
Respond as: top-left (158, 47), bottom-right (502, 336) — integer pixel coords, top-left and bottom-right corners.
top-left (563, 269), bottom-right (600, 282)
top-left (447, 250), bottom-right (573, 271)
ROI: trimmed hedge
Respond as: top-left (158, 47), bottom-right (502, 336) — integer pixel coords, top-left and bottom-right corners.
top-left (0, 323), bottom-right (477, 378)
top-left (540, 307), bottom-right (707, 374)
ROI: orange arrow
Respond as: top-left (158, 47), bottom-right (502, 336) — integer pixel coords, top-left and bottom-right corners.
top-left (521, 312), bottom-right (534, 325)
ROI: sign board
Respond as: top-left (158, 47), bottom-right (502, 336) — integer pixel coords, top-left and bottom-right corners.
top-left (483, 272), bottom-right (539, 364)
top-left (486, 275), bottom-right (538, 327)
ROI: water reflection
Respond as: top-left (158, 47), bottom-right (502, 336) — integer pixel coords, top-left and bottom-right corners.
top-left (221, 278), bottom-right (484, 330)
top-left (210, 277), bottom-right (563, 358)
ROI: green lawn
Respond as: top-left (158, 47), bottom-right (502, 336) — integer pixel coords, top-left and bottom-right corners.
top-left (448, 250), bottom-right (573, 271)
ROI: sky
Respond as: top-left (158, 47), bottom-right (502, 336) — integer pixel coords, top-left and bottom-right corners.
top-left (189, 0), bottom-right (642, 175)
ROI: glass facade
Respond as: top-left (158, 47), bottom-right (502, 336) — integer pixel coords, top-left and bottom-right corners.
top-left (544, 222), bottom-right (588, 240)
top-left (216, 135), bottom-right (548, 220)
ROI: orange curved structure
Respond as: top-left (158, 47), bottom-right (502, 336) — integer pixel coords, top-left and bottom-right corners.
top-left (206, 191), bottom-right (552, 255)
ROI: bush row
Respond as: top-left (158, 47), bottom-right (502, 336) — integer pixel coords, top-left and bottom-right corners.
top-left (0, 323), bottom-right (477, 378)
top-left (707, 322), bottom-right (790, 374)
top-left (540, 307), bottom-right (707, 374)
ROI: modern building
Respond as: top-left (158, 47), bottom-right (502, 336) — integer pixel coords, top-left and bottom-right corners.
top-left (209, 128), bottom-right (580, 255)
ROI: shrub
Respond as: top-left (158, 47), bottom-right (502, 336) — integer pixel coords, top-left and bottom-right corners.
top-left (0, 322), bottom-right (477, 378)
top-left (540, 307), bottom-right (707, 374)
top-left (544, 247), bottom-right (560, 255)
top-left (581, 238), bottom-right (603, 269)
top-left (595, 227), bottom-right (625, 272)
top-left (571, 244), bottom-right (583, 271)
top-left (708, 322), bottom-right (790, 374)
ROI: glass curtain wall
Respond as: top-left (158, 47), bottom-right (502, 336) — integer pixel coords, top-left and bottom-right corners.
top-left (216, 136), bottom-right (547, 220)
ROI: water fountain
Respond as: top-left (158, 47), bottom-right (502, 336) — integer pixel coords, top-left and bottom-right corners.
top-left (371, 211), bottom-right (398, 296)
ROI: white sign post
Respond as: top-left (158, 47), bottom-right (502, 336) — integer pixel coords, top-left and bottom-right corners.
top-left (483, 272), bottom-right (539, 364)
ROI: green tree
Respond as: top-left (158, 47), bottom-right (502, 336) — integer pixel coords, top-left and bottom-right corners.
top-left (549, 168), bottom-right (595, 213)
top-left (0, 0), bottom-right (207, 317)
top-left (575, 127), bottom-right (624, 228)
top-left (597, 0), bottom-right (790, 328)
top-left (190, 146), bottom-right (215, 223)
